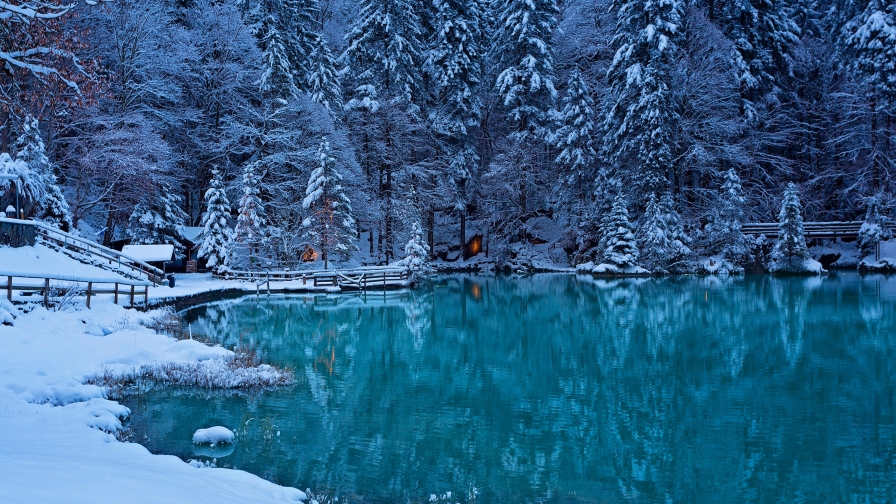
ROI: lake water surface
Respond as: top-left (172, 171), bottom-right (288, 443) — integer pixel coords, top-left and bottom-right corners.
top-left (123, 273), bottom-right (896, 503)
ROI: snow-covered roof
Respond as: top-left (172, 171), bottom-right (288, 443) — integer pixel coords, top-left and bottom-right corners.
top-left (122, 244), bottom-right (175, 262)
top-left (182, 226), bottom-right (203, 243)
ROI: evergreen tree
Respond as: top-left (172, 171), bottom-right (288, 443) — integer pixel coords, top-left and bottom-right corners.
top-left (307, 34), bottom-right (343, 114)
top-left (126, 184), bottom-right (189, 258)
top-left (704, 168), bottom-right (750, 267)
top-left (598, 192), bottom-right (640, 269)
top-left (769, 183), bottom-right (812, 272)
top-left (551, 68), bottom-right (596, 224)
top-left (858, 195), bottom-right (893, 259)
top-left (724, 0), bottom-right (801, 120)
top-left (228, 161), bottom-right (269, 270)
top-left (341, 0), bottom-right (424, 109)
top-left (12, 116), bottom-right (72, 231)
top-left (397, 220), bottom-right (432, 280)
top-left (197, 168), bottom-right (234, 272)
top-left (639, 192), bottom-right (693, 273)
top-left (493, 0), bottom-right (559, 140)
top-left (604, 0), bottom-right (684, 199)
top-left (302, 138), bottom-right (358, 269)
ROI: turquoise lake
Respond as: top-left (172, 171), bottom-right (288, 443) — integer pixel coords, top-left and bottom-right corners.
top-left (123, 273), bottom-right (896, 503)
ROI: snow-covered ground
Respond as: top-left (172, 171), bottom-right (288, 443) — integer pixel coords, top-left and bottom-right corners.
top-left (0, 300), bottom-right (307, 503)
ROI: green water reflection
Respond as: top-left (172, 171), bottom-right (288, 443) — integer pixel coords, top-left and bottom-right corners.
top-left (123, 273), bottom-right (896, 503)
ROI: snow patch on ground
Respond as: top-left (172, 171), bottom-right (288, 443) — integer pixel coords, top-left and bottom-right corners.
top-left (576, 261), bottom-right (650, 276)
top-left (193, 426), bottom-right (234, 446)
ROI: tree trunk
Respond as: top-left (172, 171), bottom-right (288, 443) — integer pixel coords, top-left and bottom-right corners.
top-left (460, 210), bottom-right (466, 262)
top-left (427, 207), bottom-right (435, 260)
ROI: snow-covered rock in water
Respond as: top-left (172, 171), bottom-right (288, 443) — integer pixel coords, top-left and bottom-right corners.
top-left (193, 426), bottom-right (234, 446)
top-left (588, 263), bottom-right (651, 276)
top-left (859, 256), bottom-right (896, 272)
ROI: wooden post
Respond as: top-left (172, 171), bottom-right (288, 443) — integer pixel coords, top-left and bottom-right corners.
top-left (44, 278), bottom-right (49, 308)
top-left (114, 283), bottom-right (119, 305)
top-left (86, 282), bottom-right (92, 309)
top-left (130, 285), bottom-right (135, 306)
top-left (6, 276), bottom-right (11, 302)
top-left (144, 285), bottom-right (149, 309)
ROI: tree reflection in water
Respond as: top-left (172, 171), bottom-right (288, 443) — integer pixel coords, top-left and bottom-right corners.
top-left (124, 273), bottom-right (896, 503)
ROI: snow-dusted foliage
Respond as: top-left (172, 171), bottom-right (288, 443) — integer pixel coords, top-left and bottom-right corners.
top-left (844, 1), bottom-right (896, 102)
top-left (126, 185), bottom-right (189, 258)
top-left (704, 169), bottom-right (750, 268)
top-left (396, 220), bottom-right (432, 280)
top-left (639, 193), bottom-right (693, 273)
top-left (302, 138), bottom-right (358, 268)
top-left (598, 192), bottom-right (640, 269)
top-left (551, 68), bottom-right (596, 224)
top-left (307, 35), bottom-right (343, 114)
top-left (197, 168), bottom-right (234, 272)
top-left (769, 183), bottom-right (816, 273)
top-left (493, 0), bottom-right (559, 140)
top-left (228, 161), bottom-right (271, 270)
top-left (858, 196), bottom-right (893, 259)
top-left (8, 116), bottom-right (72, 230)
top-left (604, 0), bottom-right (684, 198)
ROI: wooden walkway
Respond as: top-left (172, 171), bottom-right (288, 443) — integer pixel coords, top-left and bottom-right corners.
top-left (219, 267), bottom-right (411, 291)
top-left (741, 221), bottom-right (896, 239)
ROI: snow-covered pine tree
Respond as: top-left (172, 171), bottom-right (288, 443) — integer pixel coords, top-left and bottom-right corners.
top-left (704, 168), bottom-right (750, 268)
top-left (552, 67), bottom-right (596, 224)
top-left (126, 184), bottom-right (189, 258)
top-left (724, 0), bottom-right (800, 121)
top-left (397, 220), bottom-right (432, 280)
top-left (844, 1), bottom-right (896, 193)
top-left (639, 193), bottom-right (692, 273)
top-left (12, 116), bottom-right (72, 230)
top-left (302, 138), bottom-right (358, 269)
top-left (427, 0), bottom-right (485, 256)
top-left (604, 0), bottom-right (683, 200)
top-left (307, 34), bottom-right (343, 114)
top-left (858, 195), bottom-right (893, 260)
top-left (341, 0), bottom-right (424, 110)
top-left (597, 192), bottom-right (640, 270)
top-left (493, 0), bottom-right (559, 141)
top-left (769, 183), bottom-right (813, 273)
top-left (228, 161), bottom-right (269, 270)
top-left (197, 168), bottom-right (234, 272)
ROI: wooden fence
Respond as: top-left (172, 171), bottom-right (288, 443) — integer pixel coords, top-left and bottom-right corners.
top-left (3, 273), bottom-right (154, 309)
top-left (217, 267), bottom-right (411, 290)
top-left (741, 221), bottom-right (896, 239)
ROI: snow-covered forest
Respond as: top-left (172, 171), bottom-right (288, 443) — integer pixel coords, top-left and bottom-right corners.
top-left (1, 0), bottom-right (894, 271)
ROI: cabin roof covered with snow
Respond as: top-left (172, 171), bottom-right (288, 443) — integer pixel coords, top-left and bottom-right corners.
top-left (122, 244), bottom-right (175, 262)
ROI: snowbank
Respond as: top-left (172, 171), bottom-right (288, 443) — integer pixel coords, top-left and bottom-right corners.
top-left (576, 261), bottom-right (650, 276)
top-left (193, 426), bottom-right (234, 446)
top-left (0, 300), bottom-right (306, 503)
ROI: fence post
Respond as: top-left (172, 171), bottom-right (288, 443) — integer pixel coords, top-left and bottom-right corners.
top-left (44, 278), bottom-right (49, 308)
top-left (144, 285), bottom-right (149, 309)
top-left (6, 276), bottom-right (11, 302)
top-left (114, 283), bottom-right (119, 305)
top-left (86, 282), bottom-right (92, 309)
top-left (130, 285), bottom-right (135, 306)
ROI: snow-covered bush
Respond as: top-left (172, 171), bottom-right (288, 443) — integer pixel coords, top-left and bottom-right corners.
top-left (197, 168), bottom-right (233, 272)
top-left (769, 183), bottom-right (823, 274)
top-left (858, 195), bottom-right (892, 259)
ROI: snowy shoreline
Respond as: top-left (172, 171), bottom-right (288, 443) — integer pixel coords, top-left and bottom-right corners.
top-left (0, 292), bottom-right (307, 503)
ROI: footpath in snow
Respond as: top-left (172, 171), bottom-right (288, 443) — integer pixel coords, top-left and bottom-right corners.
top-left (0, 298), bottom-right (306, 503)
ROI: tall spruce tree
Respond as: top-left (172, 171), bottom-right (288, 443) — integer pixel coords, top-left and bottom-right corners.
top-left (302, 138), bottom-right (358, 269)
top-left (704, 168), bottom-right (750, 268)
top-left (604, 0), bottom-right (684, 200)
top-left (552, 68), bottom-right (597, 225)
top-left (639, 193), bottom-right (692, 273)
top-left (197, 168), bottom-right (234, 272)
top-left (228, 161), bottom-right (269, 270)
top-left (769, 183), bottom-right (812, 272)
top-left (858, 195), bottom-right (893, 260)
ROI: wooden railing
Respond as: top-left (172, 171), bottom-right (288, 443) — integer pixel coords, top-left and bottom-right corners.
top-left (217, 267), bottom-right (411, 290)
top-left (2, 272), bottom-right (153, 309)
top-left (0, 218), bottom-right (166, 284)
top-left (741, 221), bottom-right (896, 239)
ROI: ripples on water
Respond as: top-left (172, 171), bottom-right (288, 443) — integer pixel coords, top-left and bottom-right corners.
top-left (123, 273), bottom-right (896, 503)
